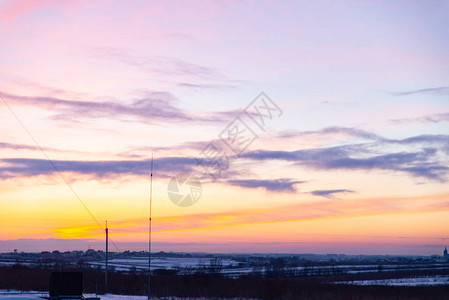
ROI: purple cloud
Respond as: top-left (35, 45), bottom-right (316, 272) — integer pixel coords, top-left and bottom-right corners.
top-left (1, 142), bottom-right (39, 151)
top-left (310, 189), bottom-right (354, 199)
top-left (242, 134), bottom-right (449, 181)
top-left (0, 91), bottom-right (241, 124)
top-left (0, 157), bottom-right (198, 180)
top-left (227, 178), bottom-right (303, 193)
top-left (278, 126), bottom-right (384, 141)
top-left (391, 112), bottom-right (449, 124)
top-left (393, 87), bottom-right (449, 96)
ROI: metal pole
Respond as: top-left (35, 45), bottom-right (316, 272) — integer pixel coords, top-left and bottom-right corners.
top-left (148, 154), bottom-right (153, 300)
top-left (105, 221), bottom-right (108, 294)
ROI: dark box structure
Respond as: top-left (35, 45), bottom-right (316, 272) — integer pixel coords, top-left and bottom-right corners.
top-left (49, 271), bottom-right (83, 299)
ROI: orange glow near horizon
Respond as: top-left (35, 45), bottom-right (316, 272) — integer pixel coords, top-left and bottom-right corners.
top-left (2, 190), bottom-right (446, 253)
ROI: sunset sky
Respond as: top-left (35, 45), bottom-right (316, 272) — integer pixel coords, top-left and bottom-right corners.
top-left (1, 0), bottom-right (448, 255)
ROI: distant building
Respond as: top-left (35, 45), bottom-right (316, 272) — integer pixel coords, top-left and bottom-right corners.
top-left (41, 251), bottom-right (52, 260)
top-left (444, 247), bottom-right (448, 258)
top-left (86, 249), bottom-right (96, 256)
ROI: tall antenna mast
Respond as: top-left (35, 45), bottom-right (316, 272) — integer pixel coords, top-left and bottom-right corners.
top-left (148, 154), bottom-right (153, 300)
top-left (105, 220), bottom-right (108, 294)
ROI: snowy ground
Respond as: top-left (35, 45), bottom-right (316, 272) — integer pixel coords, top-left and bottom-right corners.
top-left (88, 258), bottom-right (449, 278)
top-left (89, 257), bottom-right (238, 271)
top-left (0, 290), bottom-right (46, 299)
top-left (0, 291), bottom-right (246, 299)
top-left (2, 258), bottom-right (448, 278)
top-left (335, 275), bottom-right (449, 286)
top-left (88, 257), bottom-right (249, 278)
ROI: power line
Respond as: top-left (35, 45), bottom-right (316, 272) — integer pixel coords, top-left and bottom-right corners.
top-left (0, 93), bottom-right (122, 252)
top-left (0, 94), bottom-right (157, 292)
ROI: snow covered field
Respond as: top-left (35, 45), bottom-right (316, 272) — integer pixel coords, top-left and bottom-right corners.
top-left (0, 290), bottom-right (46, 299)
top-left (335, 275), bottom-right (449, 286)
top-left (0, 290), bottom-right (243, 299)
top-left (89, 257), bottom-right (238, 271)
top-left (3, 256), bottom-right (448, 280)
top-left (88, 258), bottom-right (449, 278)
